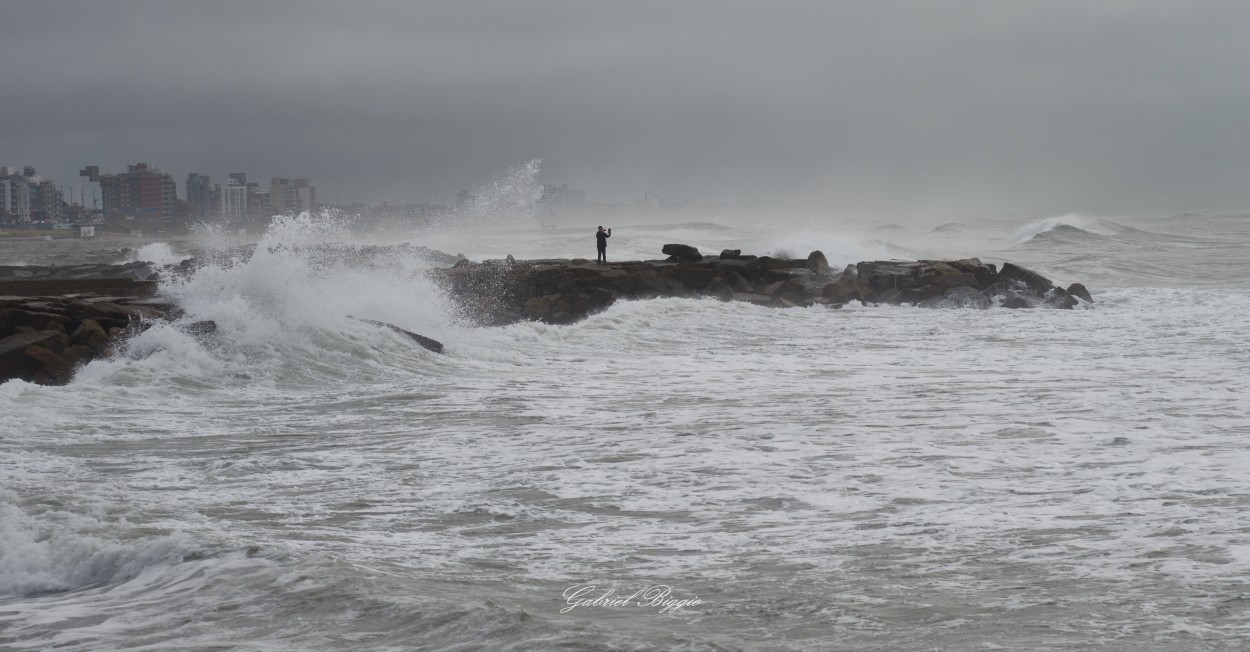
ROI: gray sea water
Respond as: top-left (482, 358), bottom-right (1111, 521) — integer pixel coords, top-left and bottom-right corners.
top-left (2, 211), bottom-right (1249, 650)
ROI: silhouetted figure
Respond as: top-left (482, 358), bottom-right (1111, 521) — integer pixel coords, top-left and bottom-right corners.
top-left (596, 226), bottom-right (611, 264)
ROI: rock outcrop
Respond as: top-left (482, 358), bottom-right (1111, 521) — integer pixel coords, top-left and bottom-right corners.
top-left (0, 262), bottom-right (180, 385)
top-left (356, 319), bottom-right (444, 353)
top-left (430, 246), bottom-right (1091, 326)
top-left (1, 300), bottom-right (171, 386)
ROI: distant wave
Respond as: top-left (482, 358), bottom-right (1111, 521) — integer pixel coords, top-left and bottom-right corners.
top-left (1015, 215), bottom-right (1214, 247)
top-left (929, 222), bottom-right (975, 234)
top-left (1011, 215), bottom-right (1096, 243)
top-left (1018, 223), bottom-right (1116, 247)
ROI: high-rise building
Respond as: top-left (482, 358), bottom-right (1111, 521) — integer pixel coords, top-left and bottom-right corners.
top-left (186, 173), bottom-right (214, 218)
top-left (270, 177), bottom-right (317, 215)
top-left (31, 179), bottom-right (64, 222)
top-left (1, 167), bottom-right (30, 222)
top-left (1, 166), bottom-right (64, 223)
top-left (89, 163), bottom-right (177, 220)
top-left (221, 174), bottom-right (248, 222)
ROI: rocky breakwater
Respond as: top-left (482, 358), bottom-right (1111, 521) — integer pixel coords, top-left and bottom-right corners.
top-left (0, 262), bottom-right (178, 386)
top-left (430, 244), bottom-right (1093, 326)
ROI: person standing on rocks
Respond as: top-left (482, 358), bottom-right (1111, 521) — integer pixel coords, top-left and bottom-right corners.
top-left (595, 226), bottom-right (612, 264)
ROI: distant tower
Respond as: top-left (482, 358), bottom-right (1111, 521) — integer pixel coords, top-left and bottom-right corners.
top-left (221, 174), bottom-right (248, 222)
top-left (186, 173), bottom-right (213, 219)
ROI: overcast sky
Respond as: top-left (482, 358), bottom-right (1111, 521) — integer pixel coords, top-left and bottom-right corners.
top-left (3, 1), bottom-right (1249, 218)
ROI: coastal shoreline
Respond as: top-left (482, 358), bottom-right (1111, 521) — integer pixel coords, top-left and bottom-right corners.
top-left (0, 244), bottom-right (1092, 386)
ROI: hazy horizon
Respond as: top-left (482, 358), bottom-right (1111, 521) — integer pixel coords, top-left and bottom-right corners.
top-left (4, 1), bottom-right (1250, 220)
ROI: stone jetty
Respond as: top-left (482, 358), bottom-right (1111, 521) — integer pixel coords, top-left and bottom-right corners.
top-left (1, 243), bottom-right (1092, 386)
top-left (431, 244), bottom-right (1092, 325)
top-left (0, 262), bottom-right (178, 386)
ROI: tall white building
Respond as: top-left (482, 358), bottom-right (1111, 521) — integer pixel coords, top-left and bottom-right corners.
top-left (221, 176), bottom-right (248, 222)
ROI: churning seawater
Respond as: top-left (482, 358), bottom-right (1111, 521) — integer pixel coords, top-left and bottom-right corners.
top-left (2, 213), bottom-right (1249, 651)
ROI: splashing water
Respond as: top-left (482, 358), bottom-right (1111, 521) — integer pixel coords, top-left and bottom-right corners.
top-left (432, 159), bottom-right (544, 231)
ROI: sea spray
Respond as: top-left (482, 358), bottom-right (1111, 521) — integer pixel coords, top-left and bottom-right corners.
top-left (430, 159), bottom-right (544, 231)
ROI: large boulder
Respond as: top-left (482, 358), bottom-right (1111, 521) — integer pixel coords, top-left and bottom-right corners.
top-left (1, 330), bottom-right (72, 384)
top-left (999, 262), bottom-right (1056, 295)
top-left (25, 346), bottom-right (73, 385)
top-left (71, 319), bottom-right (109, 351)
top-left (661, 244), bottom-right (703, 261)
top-left (856, 261), bottom-right (921, 297)
top-left (1044, 287), bottom-right (1079, 310)
top-left (1067, 283), bottom-right (1093, 303)
top-left (726, 271), bottom-right (754, 294)
top-left (807, 250), bottom-right (831, 276)
top-left (677, 266), bottom-right (714, 289)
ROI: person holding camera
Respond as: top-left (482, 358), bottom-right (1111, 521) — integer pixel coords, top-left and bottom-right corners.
top-left (595, 226), bottom-right (612, 264)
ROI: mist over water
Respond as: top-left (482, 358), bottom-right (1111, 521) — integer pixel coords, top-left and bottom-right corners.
top-left (2, 206), bottom-right (1249, 650)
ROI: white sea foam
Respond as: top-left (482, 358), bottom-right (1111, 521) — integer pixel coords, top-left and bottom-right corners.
top-left (2, 211), bottom-right (1250, 649)
top-left (125, 242), bottom-right (191, 266)
top-left (0, 489), bottom-right (195, 598)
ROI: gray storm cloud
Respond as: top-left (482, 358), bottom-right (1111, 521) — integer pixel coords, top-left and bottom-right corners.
top-left (3, 0), bottom-right (1249, 218)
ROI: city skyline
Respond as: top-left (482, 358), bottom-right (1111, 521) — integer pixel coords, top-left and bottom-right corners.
top-left (2, 159), bottom-right (611, 226)
top-left (5, 2), bottom-right (1250, 219)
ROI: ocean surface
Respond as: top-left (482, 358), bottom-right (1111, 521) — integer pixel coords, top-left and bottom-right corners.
top-left (2, 211), bottom-right (1249, 651)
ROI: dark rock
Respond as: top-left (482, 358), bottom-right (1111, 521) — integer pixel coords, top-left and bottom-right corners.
top-left (763, 268), bottom-right (801, 283)
top-left (71, 319), bottom-right (109, 350)
top-left (1044, 287), bottom-right (1079, 310)
top-left (356, 319), bottom-right (444, 353)
top-left (727, 271), bottom-right (754, 294)
top-left (1067, 283), bottom-right (1093, 303)
top-left (589, 287), bottom-right (617, 307)
top-left (183, 320), bottom-right (218, 336)
top-left (1003, 296), bottom-right (1034, 309)
top-left (761, 280), bottom-right (788, 297)
top-left (822, 274), bottom-right (862, 303)
top-left (428, 254), bottom-right (1092, 326)
top-left (24, 346), bottom-right (72, 385)
top-left (999, 262), bottom-right (1056, 295)
top-left (1, 308), bottom-right (67, 332)
top-left (981, 281), bottom-right (1011, 298)
top-left (525, 296), bottom-right (555, 320)
top-left (661, 244), bottom-right (703, 261)
top-left (632, 269), bottom-right (665, 293)
top-left (720, 249), bottom-right (742, 259)
top-left (875, 288), bottom-right (902, 304)
top-left (928, 272), bottom-right (979, 292)
top-left (807, 250), bottom-right (831, 276)
top-left (919, 286), bottom-right (992, 309)
top-left (2, 330), bottom-right (72, 384)
top-left (60, 345), bottom-right (95, 368)
top-left (677, 266), bottom-right (714, 289)
top-left (946, 257), bottom-right (999, 288)
top-left (857, 261), bottom-right (920, 296)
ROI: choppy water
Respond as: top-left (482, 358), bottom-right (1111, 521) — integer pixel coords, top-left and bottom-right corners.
top-left (2, 212), bottom-right (1249, 650)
